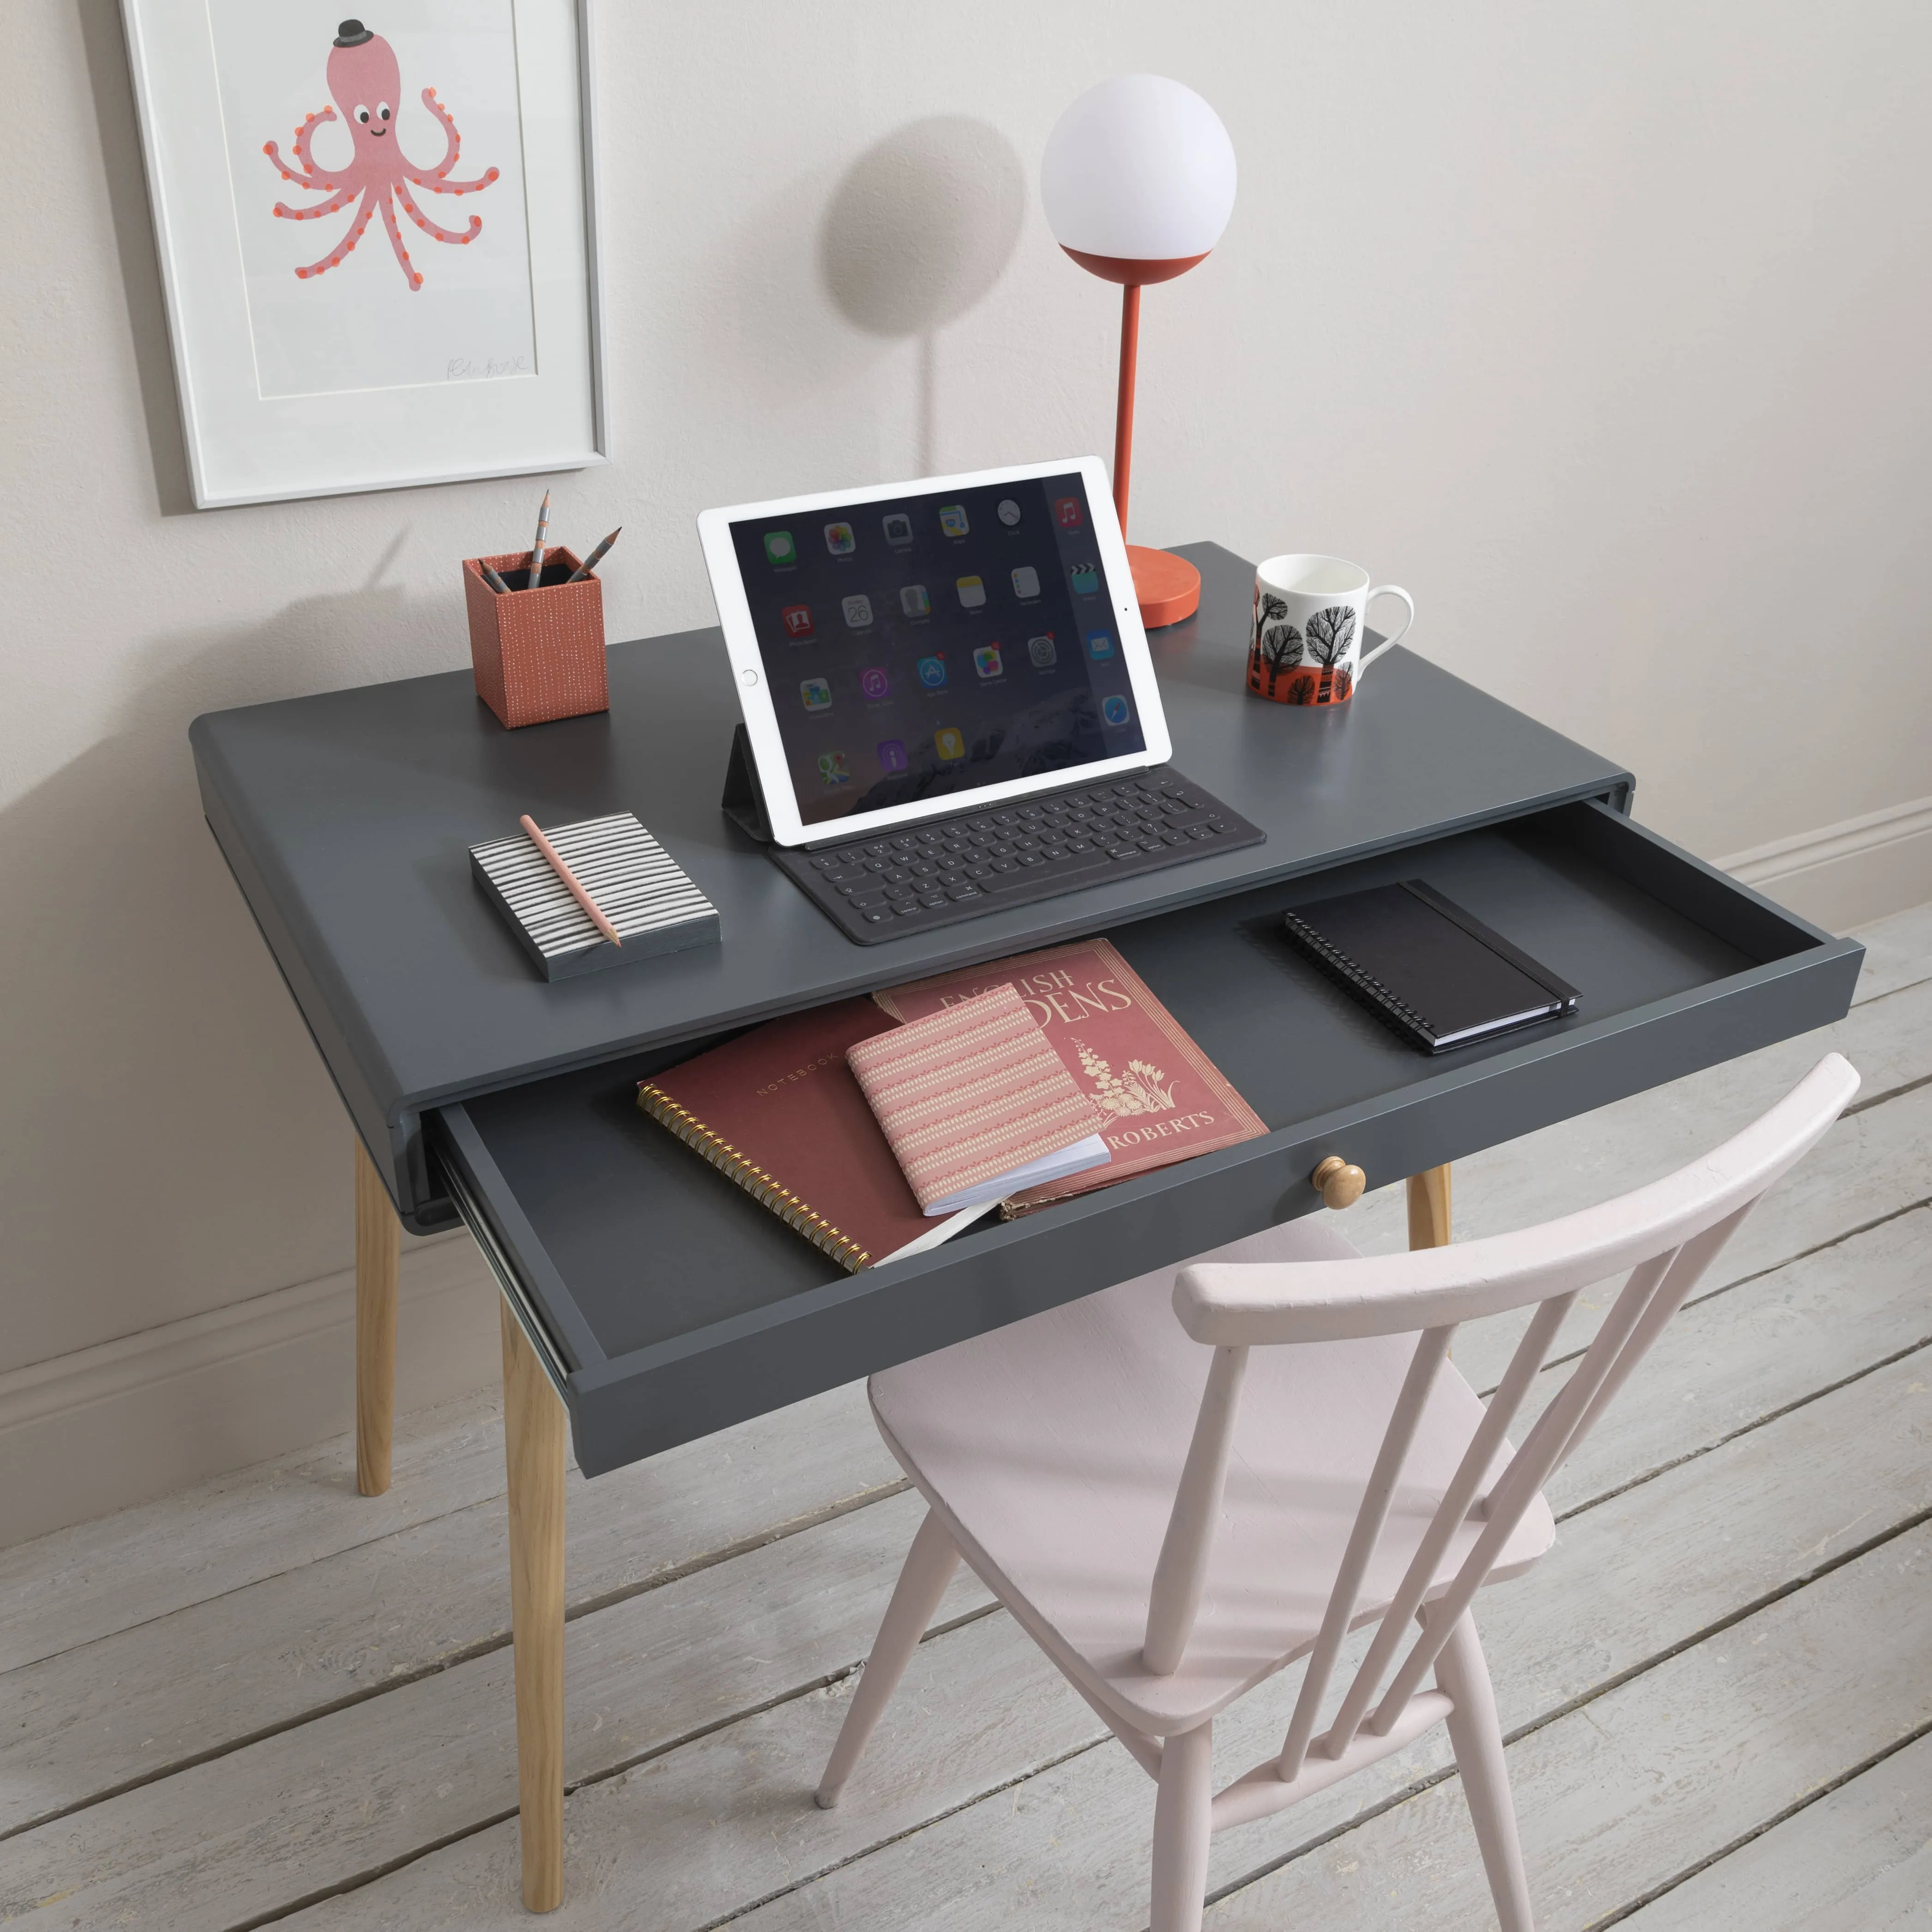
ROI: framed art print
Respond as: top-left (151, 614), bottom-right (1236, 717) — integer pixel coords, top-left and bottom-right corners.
top-left (121, 0), bottom-right (607, 507)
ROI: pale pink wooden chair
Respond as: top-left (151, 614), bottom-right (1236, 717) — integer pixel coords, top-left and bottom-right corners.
top-left (816, 1054), bottom-right (1858, 1931)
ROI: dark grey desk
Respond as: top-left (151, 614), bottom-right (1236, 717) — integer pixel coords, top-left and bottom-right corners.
top-left (191, 542), bottom-right (1860, 1912)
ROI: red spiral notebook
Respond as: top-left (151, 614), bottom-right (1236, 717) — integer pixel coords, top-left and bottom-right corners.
top-left (873, 938), bottom-right (1268, 1214)
top-left (636, 999), bottom-right (973, 1272)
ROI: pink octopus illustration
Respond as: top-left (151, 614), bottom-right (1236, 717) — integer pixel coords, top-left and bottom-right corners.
top-left (262, 19), bottom-right (499, 291)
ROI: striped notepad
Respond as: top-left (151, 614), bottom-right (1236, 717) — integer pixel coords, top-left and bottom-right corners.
top-left (469, 812), bottom-right (720, 979)
top-left (846, 984), bottom-right (1111, 1215)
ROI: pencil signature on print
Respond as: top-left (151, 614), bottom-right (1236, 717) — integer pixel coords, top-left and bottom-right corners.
top-left (447, 355), bottom-right (533, 380)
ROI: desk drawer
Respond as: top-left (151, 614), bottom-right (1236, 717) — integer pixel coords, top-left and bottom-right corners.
top-left (431, 799), bottom-right (1860, 1477)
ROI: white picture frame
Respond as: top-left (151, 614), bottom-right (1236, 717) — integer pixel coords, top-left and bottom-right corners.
top-left (120, 0), bottom-right (606, 509)
top-left (698, 456), bottom-right (1171, 848)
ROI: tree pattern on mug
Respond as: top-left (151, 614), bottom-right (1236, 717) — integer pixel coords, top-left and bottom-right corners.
top-left (1305, 604), bottom-right (1357, 703)
top-left (1248, 592), bottom-right (1307, 697)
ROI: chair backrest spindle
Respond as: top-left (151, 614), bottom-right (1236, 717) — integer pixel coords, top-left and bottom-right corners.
top-left (1141, 1344), bottom-right (1251, 1673)
top-left (1318, 1287), bottom-right (1578, 1760)
top-left (1363, 1242), bottom-right (1690, 1734)
top-left (1277, 1324), bottom-right (1455, 1781)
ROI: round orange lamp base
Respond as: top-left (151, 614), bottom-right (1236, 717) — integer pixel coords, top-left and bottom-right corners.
top-left (1128, 544), bottom-right (1200, 628)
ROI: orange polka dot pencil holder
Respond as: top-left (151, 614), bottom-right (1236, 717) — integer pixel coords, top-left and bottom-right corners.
top-left (464, 549), bottom-right (609, 730)
top-left (1247, 554), bottom-right (1415, 707)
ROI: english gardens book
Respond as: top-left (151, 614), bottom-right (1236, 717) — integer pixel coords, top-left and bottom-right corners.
top-left (872, 938), bottom-right (1268, 1214)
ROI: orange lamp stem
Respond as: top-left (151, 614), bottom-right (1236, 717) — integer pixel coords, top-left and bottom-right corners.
top-left (1113, 282), bottom-right (1141, 537)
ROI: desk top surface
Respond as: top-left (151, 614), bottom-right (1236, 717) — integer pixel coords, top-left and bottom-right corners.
top-left (191, 543), bottom-right (1630, 1137)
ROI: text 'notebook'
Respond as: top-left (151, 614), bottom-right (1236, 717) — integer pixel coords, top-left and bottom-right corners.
top-left (1283, 879), bottom-right (1581, 1054)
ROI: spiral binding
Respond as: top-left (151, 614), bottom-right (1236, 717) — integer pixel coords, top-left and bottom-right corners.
top-left (636, 1087), bottom-right (872, 1272)
top-left (1281, 909), bottom-right (1439, 1043)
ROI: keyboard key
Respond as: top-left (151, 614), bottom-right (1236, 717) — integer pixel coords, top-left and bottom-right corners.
top-left (919, 892), bottom-right (948, 908)
top-left (966, 863), bottom-right (993, 879)
top-left (1043, 846), bottom-right (1068, 861)
top-left (991, 858), bottom-right (1019, 872)
top-left (882, 867), bottom-right (913, 884)
top-left (1160, 831), bottom-right (1188, 846)
top-left (1138, 836), bottom-right (1164, 852)
top-left (946, 883), bottom-right (981, 901)
top-left (864, 910), bottom-right (893, 924)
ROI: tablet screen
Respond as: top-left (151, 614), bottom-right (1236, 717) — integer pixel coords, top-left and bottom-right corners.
top-left (729, 471), bottom-right (1146, 826)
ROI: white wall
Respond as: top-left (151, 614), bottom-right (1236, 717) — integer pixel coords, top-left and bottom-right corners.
top-left (3, 0), bottom-right (1928, 1538)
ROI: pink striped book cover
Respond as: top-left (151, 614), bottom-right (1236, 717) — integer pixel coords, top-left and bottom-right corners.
top-left (846, 985), bottom-right (1108, 1213)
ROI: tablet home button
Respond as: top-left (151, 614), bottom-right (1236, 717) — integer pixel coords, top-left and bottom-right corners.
top-left (739, 667), bottom-right (759, 687)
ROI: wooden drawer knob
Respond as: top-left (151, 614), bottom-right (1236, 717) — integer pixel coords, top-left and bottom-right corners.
top-left (1311, 1156), bottom-right (1367, 1210)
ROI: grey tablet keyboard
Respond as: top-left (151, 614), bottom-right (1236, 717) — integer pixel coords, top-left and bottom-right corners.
top-left (770, 767), bottom-right (1265, 943)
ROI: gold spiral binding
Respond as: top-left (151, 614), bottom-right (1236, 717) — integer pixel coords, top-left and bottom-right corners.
top-left (636, 1086), bottom-right (873, 1272)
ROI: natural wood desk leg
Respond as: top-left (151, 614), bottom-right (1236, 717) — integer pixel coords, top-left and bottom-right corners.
top-left (1408, 1163), bottom-right (1452, 1250)
top-left (501, 1301), bottom-right (566, 1913)
top-left (353, 1136), bottom-right (401, 1497)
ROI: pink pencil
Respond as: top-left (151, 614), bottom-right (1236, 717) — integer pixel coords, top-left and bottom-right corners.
top-left (519, 814), bottom-right (621, 947)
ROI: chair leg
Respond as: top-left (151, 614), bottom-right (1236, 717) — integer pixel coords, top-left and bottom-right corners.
top-left (353, 1135), bottom-right (401, 1497)
top-left (1149, 1720), bottom-right (1213, 1932)
top-left (1434, 1608), bottom-right (1534, 1932)
top-left (816, 1507), bottom-right (960, 1808)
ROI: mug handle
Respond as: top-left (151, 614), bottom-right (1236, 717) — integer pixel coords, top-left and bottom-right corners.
top-left (1355, 586), bottom-right (1415, 681)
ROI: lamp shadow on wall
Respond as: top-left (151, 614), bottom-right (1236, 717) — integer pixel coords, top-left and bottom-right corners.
top-left (817, 118), bottom-right (1026, 474)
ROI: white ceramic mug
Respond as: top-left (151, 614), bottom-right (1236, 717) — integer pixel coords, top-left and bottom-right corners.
top-left (1247, 554), bottom-right (1415, 706)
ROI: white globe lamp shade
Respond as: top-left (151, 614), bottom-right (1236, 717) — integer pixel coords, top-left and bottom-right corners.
top-left (1041, 75), bottom-right (1236, 283)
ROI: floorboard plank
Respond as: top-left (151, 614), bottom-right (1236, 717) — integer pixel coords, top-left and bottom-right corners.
top-left (1848, 901), bottom-right (1932, 1006)
top-left (0, 1385), bottom-right (508, 1674)
top-left (1614, 1728), bottom-right (1932, 1932)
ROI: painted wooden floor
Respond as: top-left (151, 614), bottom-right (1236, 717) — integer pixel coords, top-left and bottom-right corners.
top-left (2, 900), bottom-right (1928, 1932)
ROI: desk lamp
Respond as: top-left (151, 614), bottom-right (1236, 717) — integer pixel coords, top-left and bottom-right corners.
top-left (1042, 76), bottom-right (1236, 627)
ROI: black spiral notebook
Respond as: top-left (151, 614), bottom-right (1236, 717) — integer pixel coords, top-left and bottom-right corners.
top-left (1283, 880), bottom-right (1581, 1054)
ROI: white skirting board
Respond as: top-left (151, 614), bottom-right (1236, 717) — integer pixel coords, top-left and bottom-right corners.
top-left (0, 1231), bottom-right (501, 1549)
top-left (1719, 793), bottom-right (1932, 934)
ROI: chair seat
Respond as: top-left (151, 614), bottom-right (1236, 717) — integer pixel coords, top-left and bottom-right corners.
top-left (871, 1217), bottom-right (1555, 1736)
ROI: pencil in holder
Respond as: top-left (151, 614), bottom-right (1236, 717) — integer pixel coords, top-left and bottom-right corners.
top-left (463, 549), bottom-right (608, 729)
